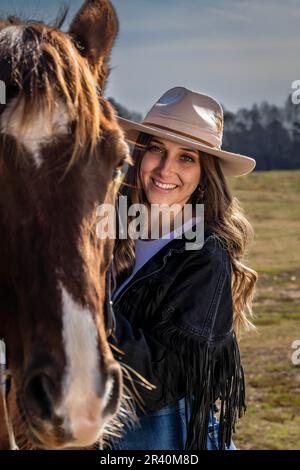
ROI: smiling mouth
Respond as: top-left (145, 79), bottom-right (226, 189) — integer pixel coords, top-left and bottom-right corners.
top-left (151, 178), bottom-right (179, 191)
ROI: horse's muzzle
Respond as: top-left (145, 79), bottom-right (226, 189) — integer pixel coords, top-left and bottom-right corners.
top-left (21, 360), bottom-right (122, 449)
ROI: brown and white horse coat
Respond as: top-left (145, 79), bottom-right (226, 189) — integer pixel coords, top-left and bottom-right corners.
top-left (0, 0), bottom-right (133, 450)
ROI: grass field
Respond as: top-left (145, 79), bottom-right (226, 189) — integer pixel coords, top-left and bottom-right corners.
top-left (227, 170), bottom-right (300, 450)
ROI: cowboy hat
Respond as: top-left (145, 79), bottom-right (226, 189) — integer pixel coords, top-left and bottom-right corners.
top-left (117, 87), bottom-right (256, 177)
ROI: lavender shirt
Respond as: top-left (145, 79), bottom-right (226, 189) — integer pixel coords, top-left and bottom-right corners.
top-left (112, 216), bottom-right (199, 302)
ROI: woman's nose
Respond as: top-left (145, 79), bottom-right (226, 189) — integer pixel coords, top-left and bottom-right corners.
top-left (156, 156), bottom-right (174, 177)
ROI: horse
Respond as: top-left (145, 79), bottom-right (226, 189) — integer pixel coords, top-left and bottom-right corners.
top-left (0, 0), bottom-right (134, 450)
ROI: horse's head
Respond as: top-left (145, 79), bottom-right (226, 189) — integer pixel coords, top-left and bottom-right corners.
top-left (0, 0), bottom-right (131, 449)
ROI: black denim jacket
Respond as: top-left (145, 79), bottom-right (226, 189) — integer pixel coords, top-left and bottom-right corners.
top-left (109, 226), bottom-right (246, 450)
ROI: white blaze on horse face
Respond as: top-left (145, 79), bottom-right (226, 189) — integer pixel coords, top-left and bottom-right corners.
top-left (58, 284), bottom-right (111, 446)
top-left (0, 97), bottom-right (70, 168)
top-left (0, 25), bottom-right (71, 167)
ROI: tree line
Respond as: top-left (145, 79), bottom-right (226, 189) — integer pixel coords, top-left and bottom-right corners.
top-left (109, 94), bottom-right (300, 171)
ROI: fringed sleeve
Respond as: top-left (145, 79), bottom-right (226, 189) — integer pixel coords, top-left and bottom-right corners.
top-left (151, 316), bottom-right (246, 449)
top-left (111, 235), bottom-right (246, 449)
top-left (149, 236), bottom-right (247, 450)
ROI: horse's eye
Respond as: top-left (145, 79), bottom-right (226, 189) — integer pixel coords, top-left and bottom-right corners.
top-left (113, 160), bottom-right (129, 181)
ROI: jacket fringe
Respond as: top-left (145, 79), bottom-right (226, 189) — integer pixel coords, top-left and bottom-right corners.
top-left (152, 316), bottom-right (246, 450)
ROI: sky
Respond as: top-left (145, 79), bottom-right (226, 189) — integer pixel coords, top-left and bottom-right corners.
top-left (0, 0), bottom-right (299, 115)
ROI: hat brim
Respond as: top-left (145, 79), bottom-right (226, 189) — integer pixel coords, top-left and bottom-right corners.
top-left (117, 116), bottom-right (256, 177)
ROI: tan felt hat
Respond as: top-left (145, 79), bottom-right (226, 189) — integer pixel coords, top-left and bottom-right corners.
top-left (117, 86), bottom-right (256, 177)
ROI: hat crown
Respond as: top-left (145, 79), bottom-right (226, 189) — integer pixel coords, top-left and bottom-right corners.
top-left (143, 87), bottom-right (224, 148)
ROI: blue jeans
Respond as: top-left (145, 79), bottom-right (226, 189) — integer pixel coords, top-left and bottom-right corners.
top-left (110, 398), bottom-right (236, 450)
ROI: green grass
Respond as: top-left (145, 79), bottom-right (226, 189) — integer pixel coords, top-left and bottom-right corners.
top-left (226, 170), bottom-right (300, 450)
top-left (228, 170), bottom-right (300, 272)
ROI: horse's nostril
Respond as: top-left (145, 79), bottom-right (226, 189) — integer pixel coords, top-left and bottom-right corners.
top-left (24, 373), bottom-right (56, 420)
top-left (102, 364), bottom-right (122, 420)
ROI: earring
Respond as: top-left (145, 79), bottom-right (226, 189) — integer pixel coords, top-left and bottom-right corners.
top-left (197, 183), bottom-right (206, 198)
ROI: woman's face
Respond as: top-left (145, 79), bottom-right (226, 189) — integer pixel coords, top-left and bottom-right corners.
top-left (140, 136), bottom-right (201, 208)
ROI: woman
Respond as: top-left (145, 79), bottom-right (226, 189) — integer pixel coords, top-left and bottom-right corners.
top-left (107, 87), bottom-right (257, 450)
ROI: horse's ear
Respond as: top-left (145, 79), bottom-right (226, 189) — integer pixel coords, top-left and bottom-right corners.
top-left (69, 0), bottom-right (118, 74)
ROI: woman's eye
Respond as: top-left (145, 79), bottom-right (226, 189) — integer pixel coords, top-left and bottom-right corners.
top-left (148, 145), bottom-right (163, 154)
top-left (181, 155), bottom-right (194, 162)
top-left (147, 145), bottom-right (194, 162)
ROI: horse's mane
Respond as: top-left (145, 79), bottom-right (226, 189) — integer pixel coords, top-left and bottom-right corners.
top-left (0, 10), bottom-right (102, 172)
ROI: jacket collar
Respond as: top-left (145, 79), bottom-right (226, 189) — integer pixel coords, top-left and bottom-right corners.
top-left (112, 223), bottom-right (213, 304)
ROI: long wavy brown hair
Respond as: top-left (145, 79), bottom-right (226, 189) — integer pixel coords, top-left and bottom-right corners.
top-left (113, 132), bottom-right (258, 338)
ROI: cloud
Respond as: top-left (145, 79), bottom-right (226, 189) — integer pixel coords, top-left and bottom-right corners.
top-left (107, 0), bottom-right (300, 112)
top-left (0, 0), bottom-right (298, 112)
